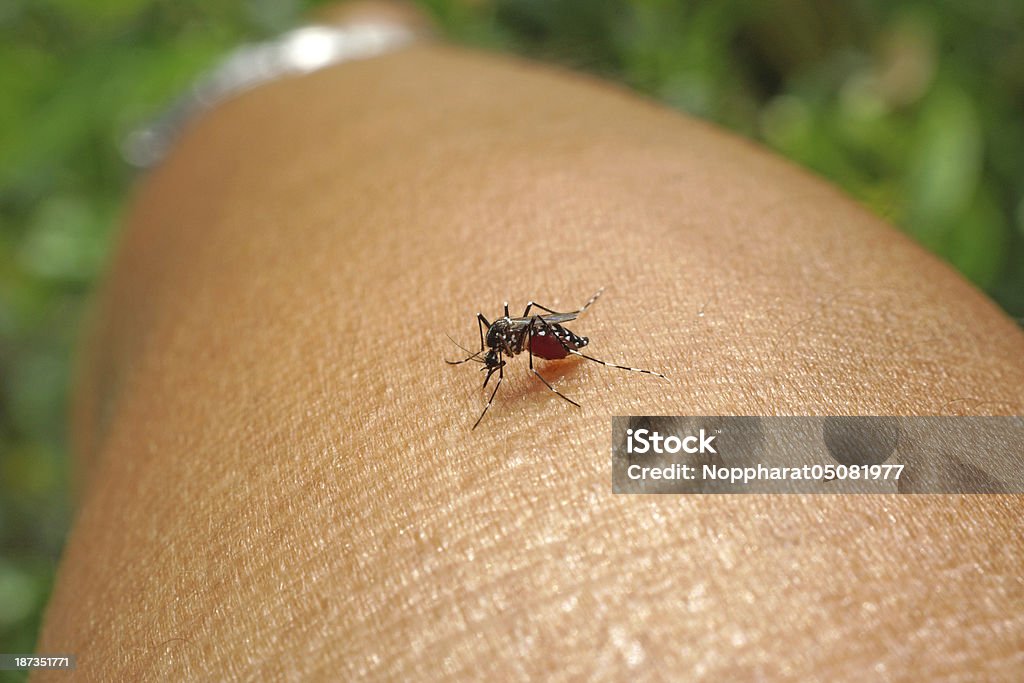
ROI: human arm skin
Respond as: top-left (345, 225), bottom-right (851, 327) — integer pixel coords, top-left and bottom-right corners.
top-left (37, 44), bottom-right (1024, 680)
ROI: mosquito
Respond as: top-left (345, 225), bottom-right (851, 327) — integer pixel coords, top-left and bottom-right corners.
top-left (446, 288), bottom-right (669, 429)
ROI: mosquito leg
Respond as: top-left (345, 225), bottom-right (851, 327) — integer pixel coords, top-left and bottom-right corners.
top-left (445, 313), bottom-right (491, 365)
top-left (568, 349), bottom-right (670, 381)
top-left (483, 361), bottom-right (498, 389)
top-left (522, 301), bottom-right (567, 317)
top-left (522, 287), bottom-right (603, 318)
top-left (527, 317), bottom-right (580, 407)
top-left (572, 287), bottom-right (604, 317)
top-left (474, 358), bottom-right (504, 430)
top-left (537, 316), bottom-right (669, 382)
top-left (476, 313), bottom-right (492, 353)
top-left (444, 334), bottom-right (482, 363)
top-left (521, 301), bottom-right (550, 317)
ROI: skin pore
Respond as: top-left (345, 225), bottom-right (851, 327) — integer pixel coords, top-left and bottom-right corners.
top-left (37, 43), bottom-right (1024, 680)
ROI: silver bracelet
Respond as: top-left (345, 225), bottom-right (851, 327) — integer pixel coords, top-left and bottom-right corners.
top-left (122, 21), bottom-right (419, 168)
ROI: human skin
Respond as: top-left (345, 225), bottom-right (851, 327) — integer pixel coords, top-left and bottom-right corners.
top-left (37, 43), bottom-right (1024, 680)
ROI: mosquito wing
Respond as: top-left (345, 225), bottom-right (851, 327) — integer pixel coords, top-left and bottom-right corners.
top-left (538, 311), bottom-right (581, 324)
top-left (509, 311), bottom-right (580, 327)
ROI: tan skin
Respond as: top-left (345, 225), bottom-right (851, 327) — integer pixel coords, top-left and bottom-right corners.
top-left (37, 43), bottom-right (1024, 680)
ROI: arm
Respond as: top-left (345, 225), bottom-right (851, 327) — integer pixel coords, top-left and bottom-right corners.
top-left (41, 44), bottom-right (1024, 680)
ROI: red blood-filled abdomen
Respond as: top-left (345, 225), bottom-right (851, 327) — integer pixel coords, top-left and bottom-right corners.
top-left (530, 334), bottom-right (570, 360)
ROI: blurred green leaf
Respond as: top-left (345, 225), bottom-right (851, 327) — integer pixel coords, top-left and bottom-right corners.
top-left (19, 196), bottom-right (110, 282)
top-left (906, 83), bottom-right (982, 246)
top-left (0, 560), bottom-right (38, 629)
top-left (942, 185), bottom-right (1008, 288)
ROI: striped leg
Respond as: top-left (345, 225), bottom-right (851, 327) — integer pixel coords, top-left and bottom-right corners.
top-left (568, 349), bottom-right (670, 381)
top-left (534, 315), bottom-right (669, 382)
top-left (473, 356), bottom-right (505, 430)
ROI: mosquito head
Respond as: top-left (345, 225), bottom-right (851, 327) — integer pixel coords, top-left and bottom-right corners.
top-left (483, 349), bottom-right (502, 369)
top-left (485, 317), bottom-right (515, 354)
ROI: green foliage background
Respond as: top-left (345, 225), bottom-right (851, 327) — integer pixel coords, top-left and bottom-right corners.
top-left (1, 0), bottom-right (1021, 668)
